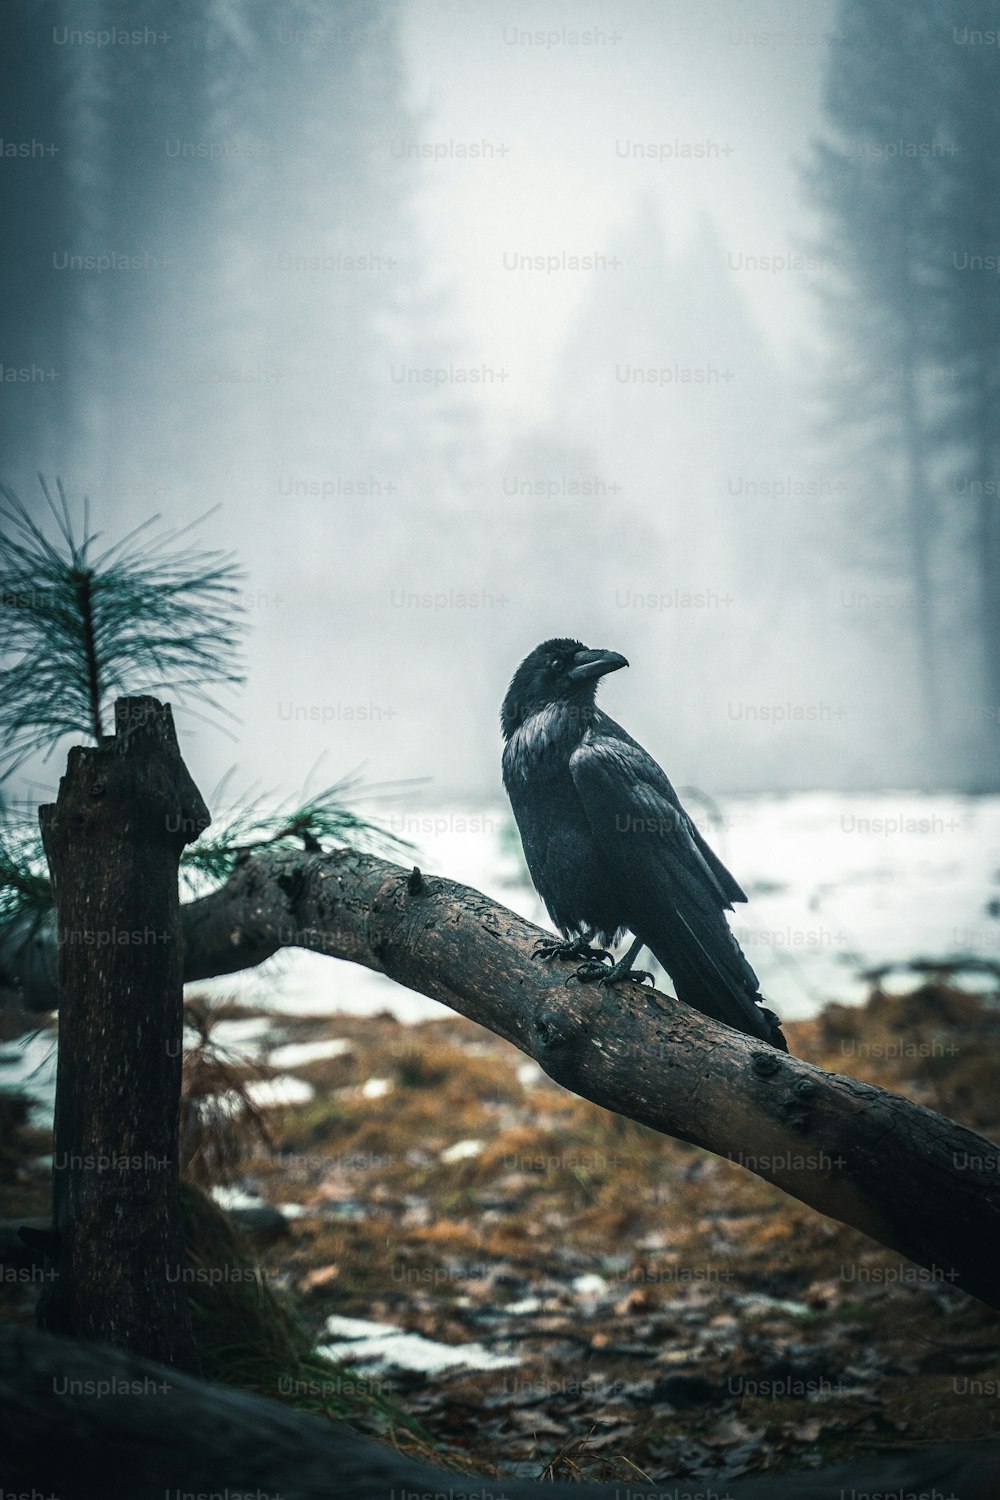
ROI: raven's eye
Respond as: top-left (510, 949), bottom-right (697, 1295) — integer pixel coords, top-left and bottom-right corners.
top-left (549, 657), bottom-right (561, 671)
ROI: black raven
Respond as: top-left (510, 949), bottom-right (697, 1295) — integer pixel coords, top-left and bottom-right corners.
top-left (501, 638), bottom-right (787, 1051)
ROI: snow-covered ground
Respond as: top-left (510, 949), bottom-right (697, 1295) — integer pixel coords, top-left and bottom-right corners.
top-left (3, 793), bottom-right (998, 1125)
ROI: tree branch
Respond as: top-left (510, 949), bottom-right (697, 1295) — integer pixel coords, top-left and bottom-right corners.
top-left (9, 842), bottom-right (1000, 1307)
top-left (186, 845), bottom-right (1000, 1307)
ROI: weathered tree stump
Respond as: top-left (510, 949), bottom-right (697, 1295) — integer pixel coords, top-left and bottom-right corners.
top-left (37, 697), bottom-right (208, 1371)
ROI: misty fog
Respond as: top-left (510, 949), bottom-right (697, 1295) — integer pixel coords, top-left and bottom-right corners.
top-left (3, 0), bottom-right (1000, 1027)
top-left (6, 17), bottom-right (1000, 1483)
top-left (6, 0), bottom-right (999, 810)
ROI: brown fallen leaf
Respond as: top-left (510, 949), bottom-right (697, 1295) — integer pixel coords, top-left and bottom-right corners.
top-left (299, 1263), bottom-right (339, 1293)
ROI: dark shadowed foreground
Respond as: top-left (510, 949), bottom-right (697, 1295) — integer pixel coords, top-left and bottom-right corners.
top-left (3, 1326), bottom-right (999, 1500)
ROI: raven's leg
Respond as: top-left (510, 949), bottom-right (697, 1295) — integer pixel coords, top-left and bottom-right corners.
top-left (534, 929), bottom-right (611, 964)
top-left (574, 935), bottom-right (654, 987)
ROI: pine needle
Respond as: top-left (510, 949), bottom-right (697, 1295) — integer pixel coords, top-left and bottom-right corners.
top-left (179, 771), bottom-right (418, 893)
top-left (0, 476), bottom-right (246, 776)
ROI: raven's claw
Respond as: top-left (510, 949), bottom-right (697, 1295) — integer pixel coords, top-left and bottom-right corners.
top-left (574, 957), bottom-right (655, 987)
top-left (533, 935), bottom-right (611, 964)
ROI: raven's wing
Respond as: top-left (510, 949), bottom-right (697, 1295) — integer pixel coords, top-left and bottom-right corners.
top-left (687, 819), bottom-right (747, 906)
top-left (570, 725), bottom-right (743, 906)
top-left (569, 727), bottom-right (783, 1046)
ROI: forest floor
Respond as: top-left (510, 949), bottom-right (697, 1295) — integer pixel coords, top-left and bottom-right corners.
top-left (3, 978), bottom-right (1000, 1484)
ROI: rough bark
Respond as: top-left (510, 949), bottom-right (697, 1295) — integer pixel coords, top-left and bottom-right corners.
top-left (3, 1326), bottom-right (999, 1500)
top-left (37, 696), bottom-right (208, 1371)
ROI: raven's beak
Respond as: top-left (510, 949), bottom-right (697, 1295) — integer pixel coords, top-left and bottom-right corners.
top-left (567, 648), bottom-right (629, 682)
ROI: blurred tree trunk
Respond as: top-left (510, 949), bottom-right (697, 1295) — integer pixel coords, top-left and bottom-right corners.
top-left (935, 7), bottom-right (1000, 742)
top-left (897, 266), bottom-right (939, 736)
top-left (972, 371), bottom-right (1000, 722)
top-left (806, 1), bottom-right (945, 768)
top-left (37, 697), bottom-right (208, 1372)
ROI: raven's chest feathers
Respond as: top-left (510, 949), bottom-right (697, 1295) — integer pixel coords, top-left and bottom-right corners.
top-left (502, 708), bottom-right (627, 940)
top-left (503, 704), bottom-right (574, 774)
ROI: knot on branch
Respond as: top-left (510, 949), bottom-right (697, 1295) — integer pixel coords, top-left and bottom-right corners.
top-left (534, 1007), bottom-right (575, 1052)
top-left (781, 1103), bottom-right (813, 1135)
top-left (276, 866), bottom-right (308, 915)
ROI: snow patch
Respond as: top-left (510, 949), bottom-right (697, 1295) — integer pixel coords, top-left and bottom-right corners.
top-left (440, 1139), bottom-right (484, 1163)
top-left (319, 1315), bottom-right (520, 1375)
top-left (267, 1038), bottom-right (353, 1069)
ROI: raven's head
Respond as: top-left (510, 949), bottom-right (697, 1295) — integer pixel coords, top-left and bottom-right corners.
top-left (501, 638), bottom-right (628, 740)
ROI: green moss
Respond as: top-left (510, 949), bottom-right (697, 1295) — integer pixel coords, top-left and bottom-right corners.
top-left (179, 1183), bottom-right (441, 1455)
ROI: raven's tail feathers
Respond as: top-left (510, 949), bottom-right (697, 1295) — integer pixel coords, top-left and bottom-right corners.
top-left (647, 913), bottom-right (788, 1051)
top-left (670, 968), bottom-right (788, 1051)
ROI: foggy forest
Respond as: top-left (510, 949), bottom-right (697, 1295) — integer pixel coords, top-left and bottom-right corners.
top-left (2, 2), bottom-right (1000, 1497)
